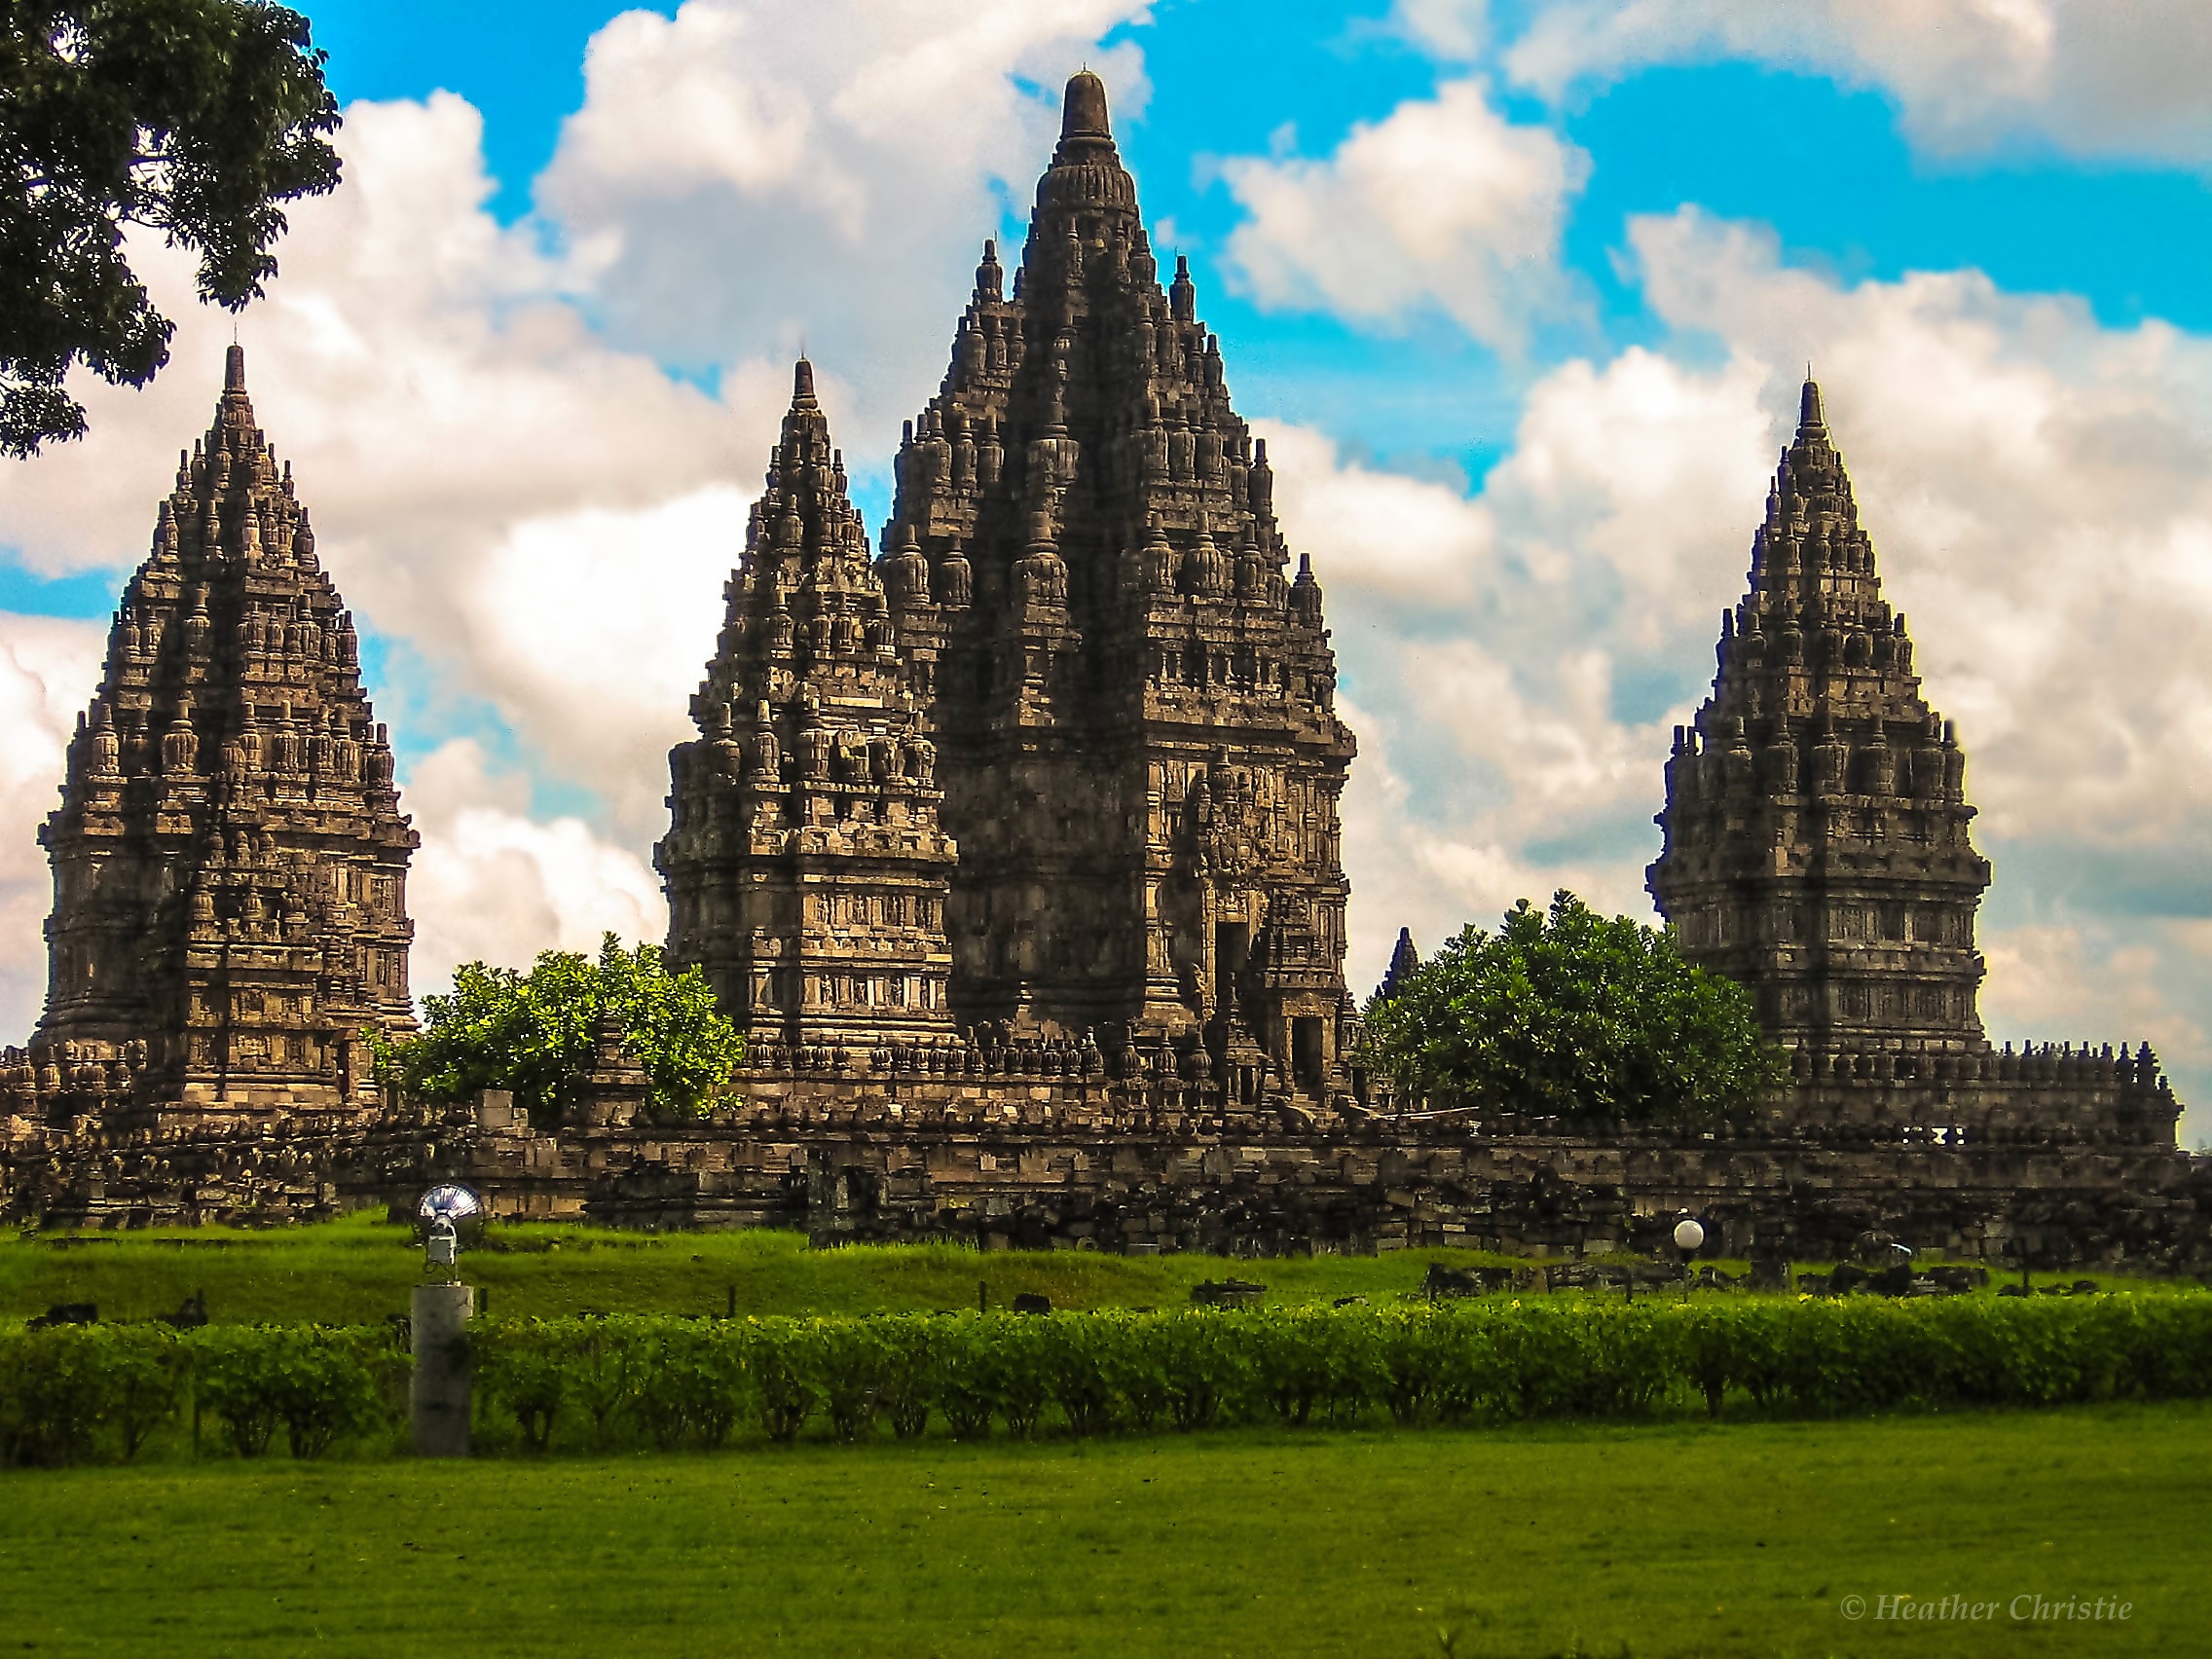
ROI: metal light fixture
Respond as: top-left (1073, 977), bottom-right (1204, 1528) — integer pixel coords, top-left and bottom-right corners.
top-left (417, 1183), bottom-right (482, 1282)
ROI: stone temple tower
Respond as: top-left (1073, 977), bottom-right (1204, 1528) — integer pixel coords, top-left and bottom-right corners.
top-left (659, 360), bottom-right (958, 1059)
top-left (1648, 380), bottom-right (1990, 1054)
top-left (29, 347), bottom-right (417, 1129)
top-left (881, 71), bottom-right (1359, 1100)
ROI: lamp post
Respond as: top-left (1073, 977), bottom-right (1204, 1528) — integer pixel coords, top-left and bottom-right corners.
top-left (411, 1184), bottom-right (482, 1457)
top-left (1674, 1214), bottom-right (1706, 1297)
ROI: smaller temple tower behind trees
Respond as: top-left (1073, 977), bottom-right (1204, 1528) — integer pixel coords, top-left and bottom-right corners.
top-left (658, 361), bottom-right (958, 1062)
top-left (19, 347), bottom-right (417, 1132)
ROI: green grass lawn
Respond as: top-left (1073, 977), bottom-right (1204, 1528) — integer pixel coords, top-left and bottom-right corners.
top-left (0, 1404), bottom-right (2201, 1658)
top-left (0, 1212), bottom-right (2163, 1330)
top-left (0, 1212), bottom-right (1552, 1326)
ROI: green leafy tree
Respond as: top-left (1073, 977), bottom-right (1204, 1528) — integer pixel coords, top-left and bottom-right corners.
top-left (2, 0), bottom-right (340, 454)
top-left (375, 935), bottom-right (744, 1126)
top-left (1362, 890), bottom-right (1784, 1129)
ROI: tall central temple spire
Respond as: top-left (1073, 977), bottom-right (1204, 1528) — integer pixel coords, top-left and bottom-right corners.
top-left (878, 71), bottom-right (1359, 1102)
top-left (1648, 379), bottom-right (1989, 1052)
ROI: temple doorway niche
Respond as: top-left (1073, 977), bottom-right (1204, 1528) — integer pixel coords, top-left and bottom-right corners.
top-left (1215, 921), bottom-right (1249, 992)
top-left (1293, 1015), bottom-right (1325, 1090)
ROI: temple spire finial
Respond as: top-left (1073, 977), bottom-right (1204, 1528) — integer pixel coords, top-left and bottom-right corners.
top-left (792, 357), bottom-right (817, 409)
top-left (224, 343), bottom-right (247, 393)
top-left (1798, 374), bottom-right (1825, 436)
top-left (1061, 68), bottom-right (1111, 140)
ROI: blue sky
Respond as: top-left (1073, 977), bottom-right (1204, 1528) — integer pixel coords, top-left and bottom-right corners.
top-left (2, 0), bottom-right (2209, 1133)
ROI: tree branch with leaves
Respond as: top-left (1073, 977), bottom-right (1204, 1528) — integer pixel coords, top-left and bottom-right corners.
top-left (1, 0), bottom-right (340, 455)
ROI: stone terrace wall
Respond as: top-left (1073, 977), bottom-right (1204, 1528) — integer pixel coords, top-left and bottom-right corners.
top-left (466, 1105), bottom-right (2209, 1272)
top-left (1780, 1039), bottom-right (2181, 1144)
top-left (6, 1070), bottom-right (2205, 1272)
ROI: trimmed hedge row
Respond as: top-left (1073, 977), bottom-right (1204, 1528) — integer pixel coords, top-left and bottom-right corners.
top-left (471, 1298), bottom-right (2212, 1454)
top-left (0, 1325), bottom-right (405, 1467)
top-left (6, 1297), bottom-right (2209, 1466)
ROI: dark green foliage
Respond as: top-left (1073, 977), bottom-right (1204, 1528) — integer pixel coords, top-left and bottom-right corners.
top-left (473, 1318), bottom-right (568, 1453)
top-left (8, 1296), bottom-right (2212, 1465)
top-left (986, 1314), bottom-right (1053, 1439)
top-left (872, 1315), bottom-right (940, 1440)
top-left (1113, 1316), bottom-right (1172, 1431)
top-left (0, 0), bottom-right (340, 454)
top-left (935, 1315), bottom-right (1000, 1441)
top-left (1040, 1311), bottom-right (1122, 1437)
top-left (817, 1318), bottom-right (886, 1443)
top-left (99, 1324), bottom-right (183, 1456)
top-left (1372, 1306), bottom-right (1458, 1425)
top-left (625, 1320), bottom-right (745, 1451)
top-left (455, 1297), bottom-right (2212, 1454)
top-left (626, 1320), bottom-right (704, 1451)
top-left (1676, 1300), bottom-right (1739, 1417)
top-left (373, 935), bottom-right (744, 1126)
top-left (0, 1322), bottom-right (110, 1463)
top-left (568, 1319), bottom-right (634, 1453)
top-left (1362, 890), bottom-right (1786, 1128)
top-left (177, 1327), bottom-right (276, 1456)
top-left (1248, 1308), bottom-right (1361, 1427)
top-left (268, 1327), bottom-right (397, 1458)
top-left (745, 1318), bottom-right (823, 1445)
top-left (1158, 1310), bottom-right (1242, 1431)
top-left (189, 1325), bottom-right (393, 1458)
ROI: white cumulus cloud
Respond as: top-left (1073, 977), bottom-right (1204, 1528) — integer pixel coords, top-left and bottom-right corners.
top-left (1278, 204), bottom-right (2212, 1132)
top-left (0, 615), bottom-right (105, 1042)
top-left (1264, 350), bottom-right (1760, 992)
top-left (1220, 78), bottom-right (1589, 350)
top-left (402, 740), bottom-right (667, 1000)
top-left (1499, 0), bottom-right (2212, 166)
top-left (457, 486), bottom-right (751, 837)
top-left (539, 0), bottom-right (1154, 446)
top-left (1626, 206), bottom-right (2212, 855)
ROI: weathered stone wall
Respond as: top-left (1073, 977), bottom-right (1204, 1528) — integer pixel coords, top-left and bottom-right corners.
top-left (469, 1104), bottom-right (2210, 1271)
top-left (9, 1073), bottom-right (2204, 1274)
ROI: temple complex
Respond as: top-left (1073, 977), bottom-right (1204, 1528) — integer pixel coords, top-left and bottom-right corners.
top-left (878, 71), bottom-right (1359, 1101)
top-left (1, 90), bottom-right (2197, 1267)
top-left (3, 347), bottom-right (417, 1133)
top-left (1650, 380), bottom-right (2177, 1142)
top-left (659, 361), bottom-right (957, 1061)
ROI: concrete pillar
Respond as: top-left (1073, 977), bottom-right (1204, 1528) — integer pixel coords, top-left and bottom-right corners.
top-left (410, 1282), bottom-right (473, 1457)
